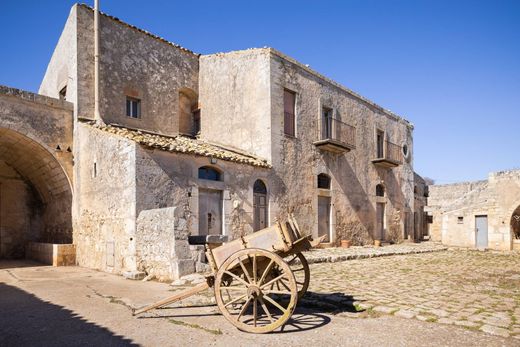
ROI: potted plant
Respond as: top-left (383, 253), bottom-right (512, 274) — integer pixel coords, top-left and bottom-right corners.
top-left (340, 239), bottom-right (352, 248)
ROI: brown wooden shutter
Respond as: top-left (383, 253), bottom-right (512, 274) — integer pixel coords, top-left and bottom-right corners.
top-left (283, 89), bottom-right (295, 136)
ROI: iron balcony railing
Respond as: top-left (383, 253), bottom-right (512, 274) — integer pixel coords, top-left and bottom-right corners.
top-left (378, 140), bottom-right (403, 164)
top-left (319, 116), bottom-right (356, 148)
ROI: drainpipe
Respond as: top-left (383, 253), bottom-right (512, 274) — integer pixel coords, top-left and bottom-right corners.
top-left (94, 0), bottom-right (101, 122)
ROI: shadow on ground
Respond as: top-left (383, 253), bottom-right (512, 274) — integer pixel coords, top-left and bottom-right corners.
top-left (137, 291), bottom-right (362, 334)
top-left (0, 283), bottom-right (137, 346)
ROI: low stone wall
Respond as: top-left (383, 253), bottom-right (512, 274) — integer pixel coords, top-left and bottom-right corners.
top-left (26, 242), bottom-right (76, 266)
top-left (135, 207), bottom-right (196, 281)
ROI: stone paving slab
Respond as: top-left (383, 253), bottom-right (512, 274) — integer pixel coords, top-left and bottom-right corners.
top-left (301, 241), bottom-right (447, 264)
top-left (307, 249), bottom-right (520, 339)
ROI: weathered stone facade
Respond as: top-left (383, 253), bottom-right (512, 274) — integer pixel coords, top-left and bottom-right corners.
top-left (0, 4), bottom-right (426, 279)
top-left (427, 169), bottom-right (520, 250)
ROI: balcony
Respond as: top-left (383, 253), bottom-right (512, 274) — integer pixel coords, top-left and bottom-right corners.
top-left (313, 117), bottom-right (356, 153)
top-left (372, 140), bottom-right (402, 168)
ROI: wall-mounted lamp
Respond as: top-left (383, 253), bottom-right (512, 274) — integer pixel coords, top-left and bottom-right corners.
top-left (210, 157), bottom-right (217, 164)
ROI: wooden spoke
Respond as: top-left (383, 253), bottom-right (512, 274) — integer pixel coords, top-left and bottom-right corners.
top-left (284, 253), bottom-right (310, 300)
top-left (279, 279), bottom-right (291, 292)
top-left (224, 271), bottom-right (249, 287)
top-left (253, 254), bottom-right (257, 284)
top-left (265, 290), bottom-right (292, 295)
top-left (263, 295), bottom-right (287, 314)
top-left (287, 254), bottom-right (298, 265)
top-left (261, 273), bottom-right (286, 290)
top-left (238, 258), bottom-right (252, 284)
top-left (219, 287), bottom-right (248, 291)
top-left (224, 294), bottom-right (247, 307)
top-left (253, 299), bottom-right (258, 327)
top-left (259, 297), bottom-right (274, 323)
top-left (258, 259), bottom-right (275, 286)
top-left (237, 298), bottom-right (252, 321)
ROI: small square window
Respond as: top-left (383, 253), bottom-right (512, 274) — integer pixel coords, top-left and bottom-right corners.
top-left (457, 216), bottom-right (464, 224)
top-left (126, 97), bottom-right (141, 118)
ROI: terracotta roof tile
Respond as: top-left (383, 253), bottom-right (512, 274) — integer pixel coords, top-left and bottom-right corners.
top-left (91, 123), bottom-right (271, 168)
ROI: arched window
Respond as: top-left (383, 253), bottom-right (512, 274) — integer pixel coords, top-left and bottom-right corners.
top-left (317, 173), bottom-right (331, 190)
top-left (253, 179), bottom-right (267, 194)
top-left (198, 166), bottom-right (221, 181)
top-left (376, 184), bottom-right (385, 197)
top-left (253, 179), bottom-right (268, 231)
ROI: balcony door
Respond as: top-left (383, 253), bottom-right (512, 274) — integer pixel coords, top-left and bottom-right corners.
top-left (322, 107), bottom-right (333, 140)
top-left (376, 130), bottom-right (384, 158)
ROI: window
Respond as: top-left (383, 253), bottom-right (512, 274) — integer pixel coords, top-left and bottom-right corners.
top-left (283, 89), bottom-right (296, 136)
top-left (317, 173), bottom-right (331, 190)
top-left (126, 97), bottom-right (141, 118)
top-left (457, 216), bottom-right (464, 224)
top-left (193, 109), bottom-right (201, 135)
top-left (59, 86), bottom-right (67, 101)
top-left (402, 144), bottom-right (409, 157)
top-left (253, 179), bottom-right (267, 194)
top-left (376, 184), bottom-right (385, 197)
top-left (198, 166), bottom-right (221, 181)
top-left (322, 107), bottom-right (333, 139)
top-left (376, 130), bottom-right (384, 158)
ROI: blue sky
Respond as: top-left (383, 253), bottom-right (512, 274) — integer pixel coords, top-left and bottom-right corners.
top-left (1, 1), bottom-right (518, 183)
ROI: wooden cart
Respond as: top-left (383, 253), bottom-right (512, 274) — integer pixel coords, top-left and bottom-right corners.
top-left (134, 215), bottom-right (322, 333)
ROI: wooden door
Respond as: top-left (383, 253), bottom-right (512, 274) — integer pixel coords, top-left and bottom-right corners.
top-left (376, 202), bottom-right (385, 241)
top-left (318, 196), bottom-right (331, 242)
top-left (199, 189), bottom-right (223, 235)
top-left (253, 193), bottom-right (267, 231)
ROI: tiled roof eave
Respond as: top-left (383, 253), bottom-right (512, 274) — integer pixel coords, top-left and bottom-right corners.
top-left (89, 123), bottom-right (271, 168)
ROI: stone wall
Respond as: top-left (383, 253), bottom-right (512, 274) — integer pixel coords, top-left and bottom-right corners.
top-left (426, 169), bottom-right (520, 250)
top-left (75, 4), bottom-right (199, 136)
top-left (199, 50), bottom-right (272, 161)
top-left (200, 48), bottom-right (415, 244)
top-left (73, 124), bottom-right (137, 273)
top-left (135, 207), bottom-right (193, 281)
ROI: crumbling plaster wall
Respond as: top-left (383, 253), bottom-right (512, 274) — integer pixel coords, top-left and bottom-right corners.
top-left (268, 50), bottom-right (415, 244)
top-left (135, 146), bottom-right (270, 278)
top-left (74, 124), bottom-right (137, 273)
top-left (75, 4), bottom-right (199, 135)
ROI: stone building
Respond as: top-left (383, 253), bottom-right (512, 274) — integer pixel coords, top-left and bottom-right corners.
top-left (427, 169), bottom-right (520, 251)
top-left (0, 4), bottom-right (425, 279)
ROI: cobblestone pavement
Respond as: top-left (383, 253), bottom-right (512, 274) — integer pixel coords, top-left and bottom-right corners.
top-left (305, 249), bottom-right (520, 339)
top-left (302, 241), bottom-right (447, 264)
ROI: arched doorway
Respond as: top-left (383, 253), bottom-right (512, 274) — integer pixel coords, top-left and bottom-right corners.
top-left (253, 180), bottom-right (268, 231)
top-left (0, 128), bottom-right (72, 259)
top-left (511, 205), bottom-right (520, 240)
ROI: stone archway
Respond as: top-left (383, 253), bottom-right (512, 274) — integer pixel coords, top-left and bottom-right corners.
top-left (511, 205), bottom-right (520, 241)
top-left (0, 128), bottom-right (72, 259)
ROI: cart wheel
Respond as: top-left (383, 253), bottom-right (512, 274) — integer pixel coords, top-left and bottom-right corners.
top-left (285, 253), bottom-right (310, 299)
top-left (215, 248), bottom-right (298, 334)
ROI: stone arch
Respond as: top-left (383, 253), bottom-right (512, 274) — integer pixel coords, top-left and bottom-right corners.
top-left (510, 205), bottom-right (520, 240)
top-left (0, 127), bottom-right (72, 258)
